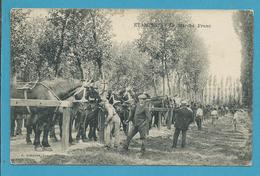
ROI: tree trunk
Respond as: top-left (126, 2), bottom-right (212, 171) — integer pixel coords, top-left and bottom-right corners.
top-left (76, 57), bottom-right (84, 80)
top-left (90, 10), bottom-right (103, 81)
top-left (54, 12), bottom-right (70, 78)
top-left (161, 59), bottom-right (165, 96)
top-left (152, 72), bottom-right (158, 96)
top-left (177, 74), bottom-right (181, 96)
top-left (165, 61), bottom-right (171, 96)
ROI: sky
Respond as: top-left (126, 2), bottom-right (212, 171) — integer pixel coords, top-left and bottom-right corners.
top-left (110, 10), bottom-right (242, 80)
top-left (29, 9), bottom-right (242, 80)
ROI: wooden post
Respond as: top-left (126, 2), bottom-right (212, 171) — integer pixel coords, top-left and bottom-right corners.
top-left (62, 107), bottom-right (70, 151)
top-left (167, 108), bottom-right (173, 129)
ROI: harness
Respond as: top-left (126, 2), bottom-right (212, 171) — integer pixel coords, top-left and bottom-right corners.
top-left (16, 81), bottom-right (62, 124)
top-left (38, 82), bottom-right (61, 101)
top-left (17, 80), bottom-right (39, 114)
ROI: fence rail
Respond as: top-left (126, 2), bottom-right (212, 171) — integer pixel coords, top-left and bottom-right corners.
top-left (11, 99), bottom-right (73, 107)
top-left (10, 98), bottom-right (72, 151)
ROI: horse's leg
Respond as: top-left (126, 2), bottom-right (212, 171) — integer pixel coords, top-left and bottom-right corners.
top-left (15, 114), bottom-right (23, 135)
top-left (119, 112), bottom-right (124, 132)
top-left (33, 124), bottom-right (42, 151)
top-left (10, 110), bottom-right (16, 137)
top-left (49, 126), bottom-right (58, 142)
top-left (92, 115), bottom-right (98, 141)
top-left (26, 125), bottom-right (33, 144)
top-left (25, 115), bottom-right (33, 144)
top-left (154, 112), bottom-right (159, 128)
top-left (93, 124), bottom-right (97, 141)
top-left (82, 112), bottom-right (88, 142)
top-left (75, 112), bottom-right (82, 142)
top-left (85, 118), bottom-right (90, 139)
top-left (74, 115), bottom-right (79, 132)
top-left (42, 121), bottom-right (52, 151)
top-left (69, 115), bottom-right (74, 144)
top-left (49, 113), bottom-right (59, 141)
top-left (87, 113), bottom-right (95, 140)
top-left (88, 124), bottom-right (93, 140)
top-left (59, 115), bottom-right (63, 139)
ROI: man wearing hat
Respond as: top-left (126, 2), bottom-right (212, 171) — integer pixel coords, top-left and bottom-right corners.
top-left (123, 93), bottom-right (151, 154)
top-left (172, 100), bottom-right (193, 148)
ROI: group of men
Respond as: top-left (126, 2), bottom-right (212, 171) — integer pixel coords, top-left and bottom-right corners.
top-left (102, 93), bottom-right (151, 152)
top-left (102, 90), bottom-right (243, 154)
top-left (102, 92), bottom-right (197, 154)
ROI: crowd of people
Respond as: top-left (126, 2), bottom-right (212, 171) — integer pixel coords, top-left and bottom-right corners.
top-left (11, 84), bottom-right (244, 155)
top-left (101, 90), bottom-right (244, 155)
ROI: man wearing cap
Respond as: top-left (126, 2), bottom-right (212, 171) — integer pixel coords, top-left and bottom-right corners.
top-left (123, 93), bottom-right (151, 154)
top-left (172, 100), bottom-right (193, 148)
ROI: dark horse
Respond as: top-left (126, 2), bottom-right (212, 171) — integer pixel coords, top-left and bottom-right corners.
top-left (11, 79), bottom-right (82, 151)
top-left (73, 86), bottom-right (101, 142)
top-left (106, 90), bottom-right (136, 135)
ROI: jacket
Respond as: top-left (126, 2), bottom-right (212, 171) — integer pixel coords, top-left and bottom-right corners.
top-left (174, 106), bottom-right (193, 130)
top-left (129, 102), bottom-right (151, 127)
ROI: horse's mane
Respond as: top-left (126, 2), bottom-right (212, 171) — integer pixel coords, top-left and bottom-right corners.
top-left (41, 78), bottom-right (82, 100)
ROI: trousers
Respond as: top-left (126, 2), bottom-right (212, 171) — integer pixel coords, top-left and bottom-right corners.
top-left (172, 128), bottom-right (187, 148)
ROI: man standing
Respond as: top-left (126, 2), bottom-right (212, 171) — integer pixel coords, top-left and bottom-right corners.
top-left (195, 105), bottom-right (204, 130)
top-left (211, 107), bottom-right (218, 128)
top-left (123, 93), bottom-right (151, 154)
top-left (103, 99), bottom-right (121, 149)
top-left (172, 100), bottom-right (193, 148)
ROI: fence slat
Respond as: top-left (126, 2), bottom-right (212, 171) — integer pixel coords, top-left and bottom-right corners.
top-left (62, 107), bottom-right (71, 151)
top-left (11, 99), bottom-right (72, 107)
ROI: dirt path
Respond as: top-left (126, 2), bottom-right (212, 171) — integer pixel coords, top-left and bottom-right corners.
top-left (10, 112), bottom-right (251, 165)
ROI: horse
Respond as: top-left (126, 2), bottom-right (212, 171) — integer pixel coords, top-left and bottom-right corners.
top-left (11, 79), bottom-right (82, 151)
top-left (72, 86), bottom-right (102, 142)
top-left (48, 85), bottom-right (103, 143)
top-left (106, 90), bottom-right (135, 135)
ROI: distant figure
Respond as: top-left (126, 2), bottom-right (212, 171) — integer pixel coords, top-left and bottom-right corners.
top-left (211, 108), bottom-right (218, 128)
top-left (172, 100), bottom-right (193, 148)
top-left (225, 106), bottom-right (229, 116)
top-left (195, 105), bottom-right (204, 130)
top-left (123, 93), bottom-right (151, 154)
top-left (191, 102), bottom-right (197, 122)
top-left (103, 99), bottom-right (121, 149)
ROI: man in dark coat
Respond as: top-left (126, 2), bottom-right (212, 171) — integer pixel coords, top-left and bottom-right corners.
top-left (172, 100), bottom-right (193, 148)
top-left (123, 93), bottom-right (151, 154)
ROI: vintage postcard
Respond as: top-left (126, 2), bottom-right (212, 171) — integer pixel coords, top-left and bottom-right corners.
top-left (10, 9), bottom-right (253, 166)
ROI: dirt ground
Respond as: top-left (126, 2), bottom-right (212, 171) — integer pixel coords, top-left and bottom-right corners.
top-left (10, 112), bottom-right (252, 166)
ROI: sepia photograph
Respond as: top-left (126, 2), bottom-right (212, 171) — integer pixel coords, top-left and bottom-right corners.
top-left (10, 9), bottom-right (253, 165)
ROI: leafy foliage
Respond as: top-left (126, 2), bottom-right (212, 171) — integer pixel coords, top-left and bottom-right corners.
top-left (136, 10), bottom-right (209, 98)
top-left (233, 11), bottom-right (253, 109)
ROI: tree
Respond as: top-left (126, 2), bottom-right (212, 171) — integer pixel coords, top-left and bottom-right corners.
top-left (220, 77), bottom-right (224, 105)
top-left (212, 75), bottom-right (217, 104)
top-left (233, 11), bottom-right (253, 109)
top-left (11, 9), bottom-right (31, 82)
top-left (136, 10), bottom-right (208, 97)
top-left (178, 34), bottom-right (209, 102)
top-left (38, 9), bottom-right (112, 80)
top-left (105, 42), bottom-right (154, 93)
top-left (136, 11), bottom-right (183, 95)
